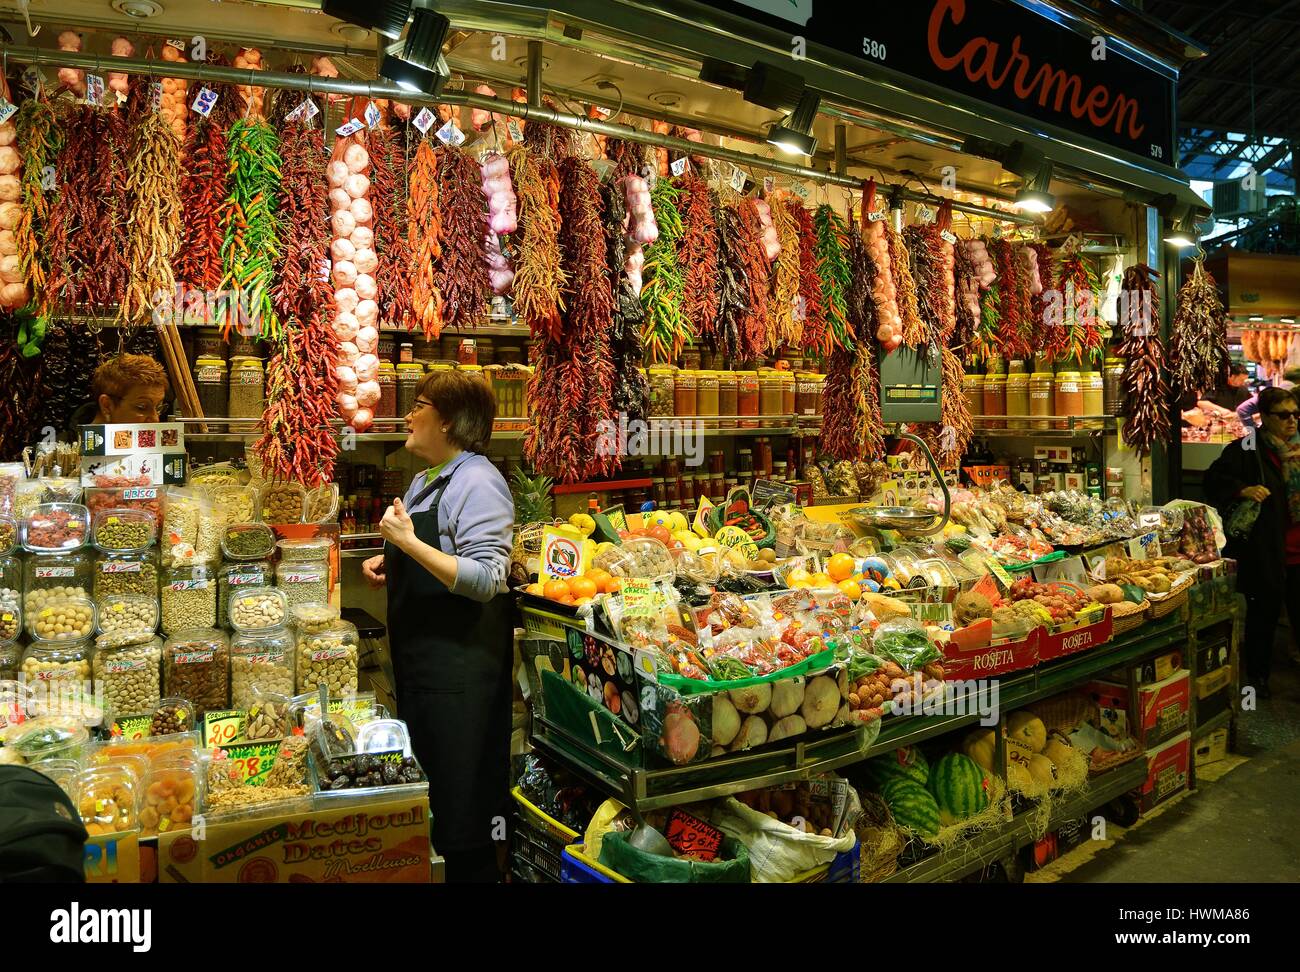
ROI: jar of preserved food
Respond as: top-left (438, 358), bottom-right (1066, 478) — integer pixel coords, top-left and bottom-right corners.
top-left (758, 370), bottom-right (782, 417)
top-left (1081, 370), bottom-right (1104, 428)
top-left (680, 348), bottom-right (702, 371)
top-left (412, 337), bottom-right (435, 366)
top-left (396, 363), bottom-right (423, 417)
top-left (985, 357), bottom-right (1007, 376)
top-left (160, 563), bottom-right (217, 635)
top-left (710, 473), bottom-right (725, 498)
top-left (696, 372), bottom-right (719, 427)
top-left (457, 339), bottom-right (478, 366)
top-left (692, 475), bottom-right (709, 504)
top-left (195, 326), bottom-right (226, 361)
top-left (736, 448), bottom-right (754, 476)
top-left (664, 476), bottom-right (680, 507)
top-left (652, 478), bottom-right (667, 507)
top-left (377, 331), bottom-right (397, 364)
top-left (230, 332), bottom-right (264, 359)
top-left (782, 372), bottom-right (796, 415)
top-left (796, 373), bottom-right (826, 417)
top-left (163, 628), bottom-right (229, 714)
top-left (963, 372), bottom-right (983, 419)
top-left (982, 374), bottom-right (1007, 429)
top-left (1005, 372), bottom-right (1031, 430)
top-left (228, 358), bottom-right (265, 419)
top-left (296, 618), bottom-right (359, 696)
top-left (93, 636), bottom-right (162, 717)
top-left (1030, 372), bottom-right (1054, 430)
top-left (1103, 357), bottom-right (1126, 416)
top-left (398, 342), bottom-right (414, 365)
top-left (230, 626), bottom-right (295, 707)
top-left (194, 356), bottom-right (228, 418)
top-left (25, 551), bottom-right (93, 610)
top-left (375, 362), bottom-right (398, 419)
top-left (1054, 371), bottom-right (1082, 431)
top-left (738, 372), bottom-right (760, 428)
top-left (674, 371), bottom-right (697, 417)
top-left (716, 372), bottom-right (738, 428)
top-left (1007, 359), bottom-right (1028, 375)
top-left (488, 365), bottom-right (529, 420)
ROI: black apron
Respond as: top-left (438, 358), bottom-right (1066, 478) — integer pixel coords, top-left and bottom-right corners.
top-left (385, 463), bottom-right (514, 854)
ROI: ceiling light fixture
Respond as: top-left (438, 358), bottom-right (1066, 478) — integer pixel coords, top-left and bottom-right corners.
top-left (744, 60), bottom-right (806, 112)
top-left (1248, 316), bottom-right (1264, 322)
top-left (321, 0), bottom-right (413, 41)
top-left (379, 7), bottom-right (450, 95)
top-left (963, 138), bottom-right (1056, 214)
top-left (1157, 195), bottom-right (1203, 248)
top-left (767, 89), bottom-right (820, 157)
top-left (1282, 317), bottom-right (1296, 324)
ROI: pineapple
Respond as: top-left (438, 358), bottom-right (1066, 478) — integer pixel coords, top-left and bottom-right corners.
top-left (510, 467), bottom-right (554, 526)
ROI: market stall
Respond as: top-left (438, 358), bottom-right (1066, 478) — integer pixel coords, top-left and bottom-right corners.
top-left (0, 0), bottom-right (1239, 884)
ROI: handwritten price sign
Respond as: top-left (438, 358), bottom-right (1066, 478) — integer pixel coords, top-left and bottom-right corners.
top-left (217, 741), bottom-right (281, 786)
top-left (203, 709), bottom-right (246, 747)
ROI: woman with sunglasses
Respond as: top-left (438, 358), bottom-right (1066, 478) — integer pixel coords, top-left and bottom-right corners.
top-left (1205, 386), bottom-right (1300, 698)
top-left (361, 370), bottom-right (515, 881)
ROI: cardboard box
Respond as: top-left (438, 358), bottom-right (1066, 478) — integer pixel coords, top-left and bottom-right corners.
top-left (964, 465), bottom-right (1012, 489)
top-left (1196, 640), bottom-right (1231, 675)
top-left (1034, 446), bottom-right (1072, 463)
top-left (81, 452), bottom-right (187, 486)
top-left (1083, 681), bottom-right (1133, 746)
top-left (84, 831), bottom-right (141, 883)
top-left (942, 629), bottom-right (1038, 681)
top-left (1023, 816), bottom-right (1089, 872)
top-left (79, 423), bottom-right (186, 456)
top-left (158, 794), bottom-right (432, 883)
top-left (1195, 666), bottom-right (1233, 723)
top-left (1136, 649), bottom-right (1183, 685)
top-left (1096, 669), bottom-right (1190, 748)
top-left (1037, 610), bottom-right (1113, 663)
top-left (1196, 665), bottom-right (1232, 699)
top-left (1194, 727), bottom-right (1229, 767)
top-left (1136, 732), bottom-right (1190, 812)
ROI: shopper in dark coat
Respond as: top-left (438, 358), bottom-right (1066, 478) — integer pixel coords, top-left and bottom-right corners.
top-left (1204, 386), bottom-right (1300, 697)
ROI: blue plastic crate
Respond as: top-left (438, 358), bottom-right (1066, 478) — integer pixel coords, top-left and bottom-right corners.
top-left (560, 844), bottom-right (628, 883)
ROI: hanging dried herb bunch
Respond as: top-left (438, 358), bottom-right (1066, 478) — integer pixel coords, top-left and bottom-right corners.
top-left (1169, 257), bottom-right (1229, 399)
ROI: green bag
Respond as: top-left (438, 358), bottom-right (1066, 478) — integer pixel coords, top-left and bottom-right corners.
top-left (598, 831), bottom-right (752, 883)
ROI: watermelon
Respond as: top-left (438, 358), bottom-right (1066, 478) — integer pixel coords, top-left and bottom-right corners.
top-left (865, 746), bottom-right (929, 788)
top-left (927, 753), bottom-right (991, 826)
top-left (879, 778), bottom-right (941, 840)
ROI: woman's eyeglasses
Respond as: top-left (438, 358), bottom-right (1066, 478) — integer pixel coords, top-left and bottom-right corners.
top-left (407, 399), bottom-right (434, 415)
top-left (1269, 410), bottom-right (1299, 419)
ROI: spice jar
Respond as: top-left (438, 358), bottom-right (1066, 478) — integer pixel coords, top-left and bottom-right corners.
top-left (93, 636), bottom-right (162, 717)
top-left (738, 372), bottom-right (760, 428)
top-left (377, 331), bottom-right (397, 364)
top-left (716, 372), bottom-right (738, 429)
top-left (963, 372), bottom-right (983, 419)
top-left (218, 561), bottom-right (272, 630)
top-left (648, 368), bottom-right (675, 418)
top-left (228, 359), bottom-right (265, 419)
top-left (397, 363), bottom-right (424, 417)
top-left (796, 373), bottom-right (825, 417)
top-left (230, 626), bottom-right (295, 707)
top-left (195, 327), bottom-right (226, 361)
top-left (93, 550), bottom-right (158, 600)
top-left (1028, 372), bottom-right (1054, 430)
top-left (981, 374), bottom-right (1007, 429)
top-left (736, 448), bottom-right (754, 476)
top-left (674, 370), bottom-right (697, 417)
top-left (375, 362), bottom-right (398, 419)
top-left (1103, 357), bottom-right (1126, 416)
top-left (25, 551), bottom-right (93, 610)
top-left (696, 372), bottom-right (719, 427)
top-left (1081, 370), bottom-right (1104, 428)
top-left (782, 372), bottom-right (796, 415)
top-left (160, 563), bottom-right (217, 635)
top-left (759, 370), bottom-right (783, 417)
top-left (163, 628), bottom-right (229, 714)
top-left (194, 356), bottom-right (228, 418)
top-left (1005, 371), bottom-right (1031, 430)
top-left (398, 342), bottom-right (414, 365)
top-left (1054, 371), bottom-right (1082, 431)
top-left (296, 619), bottom-right (359, 696)
top-left (457, 339), bottom-right (478, 366)
top-left (230, 331), bottom-right (264, 359)
top-left (488, 365), bottom-right (528, 420)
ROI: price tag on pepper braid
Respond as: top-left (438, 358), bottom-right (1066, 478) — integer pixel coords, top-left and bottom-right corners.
top-left (85, 74), bottom-right (105, 106)
top-left (436, 120), bottom-right (465, 146)
top-left (763, 176), bottom-right (775, 194)
top-left (191, 86), bottom-right (218, 116)
top-left (867, 209), bottom-right (887, 222)
top-left (940, 229), bottom-right (958, 244)
top-left (203, 709), bottom-right (246, 747)
top-left (664, 808), bottom-right (724, 861)
top-left (413, 107), bottom-right (436, 134)
top-left (336, 117), bottom-right (365, 137)
top-left (507, 120), bottom-right (524, 142)
top-left (791, 181), bottom-right (810, 200)
top-left (670, 156), bottom-right (689, 177)
top-left (364, 101), bottom-right (382, 128)
top-left (149, 81), bottom-right (162, 112)
top-left (218, 741), bottom-right (280, 786)
top-left (0, 98), bottom-right (17, 125)
top-left (730, 165), bottom-right (747, 192)
top-left (285, 98), bottom-right (320, 124)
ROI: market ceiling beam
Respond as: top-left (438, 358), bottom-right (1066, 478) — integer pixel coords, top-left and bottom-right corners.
top-left (1, 42), bottom-right (1035, 225)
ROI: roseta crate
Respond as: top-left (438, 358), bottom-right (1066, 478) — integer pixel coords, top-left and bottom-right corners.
top-left (1135, 731), bottom-right (1190, 813)
top-left (79, 424), bottom-right (186, 457)
top-left (81, 453), bottom-right (188, 487)
top-left (1037, 609), bottom-right (1112, 663)
top-left (1093, 669), bottom-right (1190, 749)
top-left (941, 627), bottom-right (1038, 681)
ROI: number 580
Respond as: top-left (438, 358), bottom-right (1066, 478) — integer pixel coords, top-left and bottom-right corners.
top-left (863, 38), bottom-right (887, 61)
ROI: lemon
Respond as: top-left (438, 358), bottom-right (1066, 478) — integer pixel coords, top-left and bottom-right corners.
top-left (568, 513), bottom-right (596, 537)
top-left (666, 512), bottom-right (689, 534)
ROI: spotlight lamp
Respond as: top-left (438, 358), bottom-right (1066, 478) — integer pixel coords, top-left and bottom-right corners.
top-left (767, 89), bottom-right (820, 157)
top-left (321, 0), bottom-right (413, 41)
top-left (379, 7), bottom-right (451, 95)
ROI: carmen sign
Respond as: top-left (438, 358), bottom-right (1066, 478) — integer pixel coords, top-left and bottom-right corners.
top-left (700, 0), bottom-right (1176, 163)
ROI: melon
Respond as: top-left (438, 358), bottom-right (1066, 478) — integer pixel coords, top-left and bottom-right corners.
top-left (962, 727), bottom-right (996, 772)
top-left (1006, 711), bottom-right (1047, 753)
top-left (927, 753), bottom-right (991, 826)
top-left (866, 746), bottom-right (929, 788)
top-left (880, 778), bottom-right (941, 840)
top-left (1043, 737), bottom-right (1073, 769)
top-left (1027, 753), bottom-right (1057, 785)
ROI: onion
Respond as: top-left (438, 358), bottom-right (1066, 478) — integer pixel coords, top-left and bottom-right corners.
top-left (344, 143), bottom-right (370, 173)
top-left (0, 282), bottom-right (29, 309)
top-left (354, 299), bottom-right (379, 326)
top-left (330, 237), bottom-right (356, 263)
top-left (352, 248), bottom-right (378, 274)
top-left (0, 230), bottom-right (14, 251)
top-left (353, 274), bottom-right (377, 301)
top-left (334, 288), bottom-right (359, 314)
top-left (350, 197), bottom-right (373, 224)
top-left (332, 261), bottom-right (358, 288)
top-left (331, 210), bottom-right (356, 237)
top-left (0, 254), bottom-right (20, 282)
top-left (327, 161), bottom-right (349, 188)
top-left (350, 226), bottom-right (374, 250)
top-left (354, 354), bottom-right (379, 381)
top-left (355, 326), bottom-right (379, 353)
top-left (345, 173), bottom-right (370, 199)
top-left (355, 380), bottom-right (381, 408)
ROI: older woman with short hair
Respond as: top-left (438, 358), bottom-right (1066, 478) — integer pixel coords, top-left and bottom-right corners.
top-left (363, 370), bottom-right (514, 881)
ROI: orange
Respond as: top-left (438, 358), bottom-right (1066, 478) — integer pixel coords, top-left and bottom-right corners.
top-left (586, 568), bottom-right (611, 590)
top-left (573, 596), bottom-right (593, 608)
top-left (603, 576), bottom-right (623, 594)
top-left (809, 572), bottom-right (834, 589)
top-left (569, 576), bottom-right (598, 600)
top-left (558, 595), bottom-right (575, 605)
top-left (542, 579), bottom-right (571, 601)
top-left (526, 583), bottom-right (544, 597)
top-left (837, 579), bottom-right (862, 600)
top-left (828, 553), bottom-right (856, 583)
top-left (786, 567), bottom-right (812, 586)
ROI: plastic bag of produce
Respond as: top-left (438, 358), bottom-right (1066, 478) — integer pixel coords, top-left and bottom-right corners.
top-left (597, 829), bottom-right (751, 883)
top-left (871, 619), bottom-right (941, 671)
top-left (710, 792), bottom-right (857, 883)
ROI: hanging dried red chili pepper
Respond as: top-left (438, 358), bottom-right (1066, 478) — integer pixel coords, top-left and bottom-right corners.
top-left (1116, 263), bottom-right (1169, 456)
top-left (435, 146), bottom-right (491, 330)
top-left (791, 202), bottom-right (827, 356)
top-left (677, 175), bottom-right (720, 345)
top-left (369, 124), bottom-right (413, 331)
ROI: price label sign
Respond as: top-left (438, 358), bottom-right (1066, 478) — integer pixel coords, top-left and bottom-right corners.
top-left (413, 107), bottom-right (436, 134)
top-left (915, 204), bottom-right (936, 223)
top-left (191, 87), bottom-right (218, 116)
top-left (507, 120), bottom-right (524, 142)
top-left (0, 98), bottom-right (17, 125)
top-left (85, 74), bottom-right (105, 106)
top-left (110, 715), bottom-right (153, 740)
top-left (21, 66), bottom-right (43, 94)
top-left (1128, 532), bottom-right (1161, 561)
top-left (364, 101), bottom-right (381, 129)
top-left (867, 209), bottom-right (887, 222)
top-left (940, 229), bottom-right (958, 244)
top-left (217, 741), bottom-right (281, 786)
top-left (336, 117), bottom-right (365, 137)
top-left (203, 709), bottom-right (247, 747)
top-left (791, 182), bottom-right (810, 200)
top-left (763, 176), bottom-right (775, 194)
top-left (285, 99), bottom-right (320, 124)
top-left (670, 156), bottom-right (689, 177)
top-left (664, 808), bottom-right (724, 861)
top-left (730, 165), bottom-right (747, 192)
top-left (435, 120), bottom-right (465, 146)
top-left (149, 81), bottom-right (163, 113)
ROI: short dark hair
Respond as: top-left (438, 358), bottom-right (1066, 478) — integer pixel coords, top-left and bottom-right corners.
top-left (1258, 386), bottom-right (1297, 416)
top-left (416, 369), bottom-right (496, 454)
top-left (1229, 363), bottom-right (1248, 377)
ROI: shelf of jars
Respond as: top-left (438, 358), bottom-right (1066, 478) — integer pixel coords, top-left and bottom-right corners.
top-left (969, 414), bottom-right (1118, 438)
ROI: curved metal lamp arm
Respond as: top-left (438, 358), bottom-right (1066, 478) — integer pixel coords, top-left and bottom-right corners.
top-left (895, 431), bottom-right (951, 536)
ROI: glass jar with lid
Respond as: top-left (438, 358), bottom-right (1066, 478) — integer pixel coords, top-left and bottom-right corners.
top-left (193, 356), bottom-right (228, 418)
top-left (696, 372), bottom-right (719, 428)
top-left (737, 372), bottom-right (760, 428)
top-left (209, 484), bottom-right (260, 526)
top-left (782, 372), bottom-right (796, 415)
top-left (716, 372), bottom-right (738, 428)
top-left (1030, 372), bottom-right (1054, 429)
top-left (228, 358), bottom-right (266, 419)
top-left (397, 363), bottom-right (424, 417)
top-left (93, 549), bottom-right (159, 600)
top-left (163, 628), bottom-right (229, 714)
top-left (221, 523), bottom-right (276, 562)
top-left (1054, 372), bottom-right (1082, 431)
top-left (982, 374), bottom-right (1007, 429)
top-left (375, 362), bottom-right (398, 419)
top-left (93, 635), bottom-right (163, 717)
top-left (296, 618), bottom-right (359, 695)
top-left (1103, 357), bottom-right (1126, 416)
top-left (1005, 371), bottom-right (1031, 430)
top-left (259, 482), bottom-right (306, 525)
top-left (1081, 370), bottom-right (1105, 428)
top-left (674, 371), bottom-right (697, 417)
top-left (648, 367), bottom-right (675, 417)
top-left (22, 639), bottom-right (92, 684)
top-left (25, 550), bottom-right (93, 613)
top-left (759, 370), bottom-right (783, 416)
top-left (0, 640), bottom-right (18, 680)
top-left (230, 626), bottom-right (295, 707)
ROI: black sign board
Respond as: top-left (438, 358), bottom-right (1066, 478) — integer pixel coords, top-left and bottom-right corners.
top-left (698, 0), bottom-right (1176, 163)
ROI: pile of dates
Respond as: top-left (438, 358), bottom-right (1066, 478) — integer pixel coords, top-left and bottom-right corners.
top-left (322, 753), bottom-right (424, 790)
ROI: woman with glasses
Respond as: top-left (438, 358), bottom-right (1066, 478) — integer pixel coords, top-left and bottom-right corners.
top-left (67, 354), bottom-right (171, 430)
top-left (1205, 386), bottom-right (1300, 698)
top-left (361, 370), bottom-right (514, 882)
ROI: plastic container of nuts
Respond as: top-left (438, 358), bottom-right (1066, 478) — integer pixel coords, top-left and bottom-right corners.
top-left (228, 586), bottom-right (288, 632)
top-left (163, 629), bottom-right (229, 714)
top-left (230, 626), bottom-right (295, 707)
top-left (0, 513), bottom-right (16, 556)
top-left (243, 689), bottom-right (294, 741)
top-left (276, 536), bottom-right (333, 564)
top-left (259, 482), bottom-right (306, 524)
top-left (93, 549), bottom-right (159, 600)
top-left (96, 593), bottom-right (159, 638)
top-left (289, 601), bottom-right (341, 634)
top-left (221, 523), bottom-right (276, 562)
top-left (21, 639), bottom-right (93, 684)
top-left (92, 508), bottom-right (157, 554)
top-left (92, 636), bottom-right (163, 717)
top-left (26, 594), bottom-right (97, 643)
top-left (24, 551), bottom-right (93, 610)
top-left (210, 484), bottom-right (261, 526)
top-left (0, 599), bottom-right (19, 643)
top-left (149, 697), bottom-right (197, 736)
top-left (218, 560), bottom-right (272, 631)
top-left (160, 562), bottom-right (217, 635)
top-left (21, 503), bottom-right (90, 553)
top-left (304, 483), bottom-right (341, 524)
top-left (161, 488), bottom-right (220, 567)
top-left (3, 714), bottom-right (90, 763)
top-left (295, 619), bottom-right (359, 696)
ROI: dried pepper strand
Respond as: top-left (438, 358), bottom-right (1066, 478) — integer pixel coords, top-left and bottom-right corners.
top-left (986, 238), bottom-right (1026, 359)
top-left (952, 236), bottom-right (980, 350)
top-left (603, 177), bottom-right (649, 421)
top-left (1117, 263), bottom-right (1169, 456)
top-left (218, 119), bottom-right (282, 342)
top-left (904, 224), bottom-right (954, 346)
top-left (640, 178), bottom-right (689, 364)
top-left (435, 145), bottom-right (490, 330)
top-left (677, 176), bottom-right (721, 345)
top-left (255, 313), bottom-right (339, 487)
top-left (791, 202), bottom-right (827, 355)
top-left (812, 204), bottom-right (852, 353)
top-left (820, 221), bottom-right (883, 461)
top-left (713, 205), bottom-right (747, 362)
top-left (508, 145), bottom-right (565, 340)
top-left (14, 99), bottom-right (62, 323)
top-left (1168, 258), bottom-right (1229, 399)
top-left (121, 112), bottom-right (183, 323)
top-left (0, 314), bottom-right (43, 457)
top-left (370, 125), bottom-right (413, 331)
top-left (272, 120), bottom-right (328, 324)
top-left (1056, 250), bottom-right (1102, 365)
top-left (889, 223), bottom-right (926, 351)
top-left (174, 61), bottom-right (239, 294)
top-left (1027, 241), bottom-right (1056, 355)
top-left (735, 199), bottom-right (771, 359)
top-left (769, 196), bottom-right (802, 349)
top-left (406, 138), bottom-right (444, 339)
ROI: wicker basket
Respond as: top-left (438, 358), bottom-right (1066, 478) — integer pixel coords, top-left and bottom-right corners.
top-left (1148, 574), bottom-right (1194, 619)
top-left (1111, 602), bottom-right (1150, 636)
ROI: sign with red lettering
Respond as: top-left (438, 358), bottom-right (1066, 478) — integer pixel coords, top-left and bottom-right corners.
top-left (942, 627), bottom-right (1038, 681)
top-left (1038, 608), bottom-right (1113, 663)
top-left (664, 808), bottom-right (725, 862)
top-left (697, 0), bottom-right (1175, 163)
